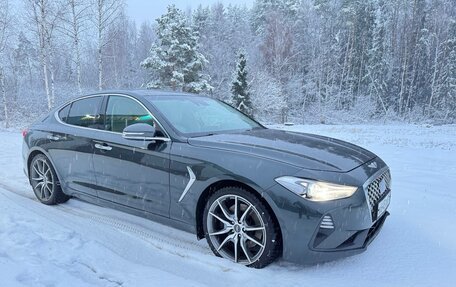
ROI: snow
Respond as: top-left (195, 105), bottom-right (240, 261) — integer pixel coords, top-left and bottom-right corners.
top-left (141, 5), bottom-right (212, 94)
top-left (1, 124), bottom-right (456, 286)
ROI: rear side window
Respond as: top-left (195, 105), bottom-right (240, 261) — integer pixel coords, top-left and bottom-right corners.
top-left (105, 96), bottom-right (156, 133)
top-left (67, 97), bottom-right (103, 129)
top-left (58, 104), bottom-right (70, 123)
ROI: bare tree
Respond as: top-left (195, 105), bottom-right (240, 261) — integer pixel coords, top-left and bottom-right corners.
top-left (92, 0), bottom-right (123, 90)
top-left (25, 0), bottom-right (66, 110)
top-left (59, 0), bottom-right (91, 94)
top-left (0, 0), bottom-right (11, 128)
top-left (260, 11), bottom-right (294, 81)
top-left (0, 0), bottom-right (455, 126)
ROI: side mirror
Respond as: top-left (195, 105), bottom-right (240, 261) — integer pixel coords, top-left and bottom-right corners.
top-left (122, 123), bottom-right (169, 142)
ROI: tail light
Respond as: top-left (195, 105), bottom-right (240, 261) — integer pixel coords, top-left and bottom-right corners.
top-left (22, 129), bottom-right (28, 138)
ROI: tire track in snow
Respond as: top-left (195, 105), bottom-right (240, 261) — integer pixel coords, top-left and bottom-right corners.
top-left (55, 204), bottom-right (212, 256)
top-left (0, 182), bottom-right (238, 273)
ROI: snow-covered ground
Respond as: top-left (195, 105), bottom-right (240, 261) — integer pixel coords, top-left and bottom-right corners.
top-left (0, 124), bottom-right (455, 287)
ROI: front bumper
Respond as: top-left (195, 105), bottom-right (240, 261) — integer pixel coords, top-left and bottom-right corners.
top-left (310, 210), bottom-right (389, 254)
top-left (264, 160), bottom-right (391, 265)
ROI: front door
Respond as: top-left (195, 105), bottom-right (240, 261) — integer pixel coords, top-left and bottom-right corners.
top-left (92, 95), bottom-right (171, 217)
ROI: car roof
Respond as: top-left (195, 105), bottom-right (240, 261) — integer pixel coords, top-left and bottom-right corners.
top-left (84, 89), bottom-right (200, 99)
top-left (56, 89), bottom-right (209, 112)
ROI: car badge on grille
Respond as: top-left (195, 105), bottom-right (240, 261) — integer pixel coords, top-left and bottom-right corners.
top-left (379, 178), bottom-right (387, 194)
top-left (368, 161), bottom-right (377, 169)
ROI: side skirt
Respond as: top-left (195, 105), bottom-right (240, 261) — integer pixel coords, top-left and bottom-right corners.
top-left (68, 188), bottom-right (196, 236)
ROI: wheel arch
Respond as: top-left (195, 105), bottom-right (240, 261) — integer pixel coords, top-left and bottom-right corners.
top-left (27, 148), bottom-right (47, 178)
top-left (26, 147), bottom-right (62, 185)
top-left (195, 179), bottom-right (283, 255)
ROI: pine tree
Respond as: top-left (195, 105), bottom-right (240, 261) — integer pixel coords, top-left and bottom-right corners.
top-left (192, 4), bottom-right (210, 36)
top-left (231, 52), bottom-right (253, 117)
top-left (141, 5), bottom-right (212, 93)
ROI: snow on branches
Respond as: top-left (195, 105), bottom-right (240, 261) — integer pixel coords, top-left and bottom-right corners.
top-left (141, 5), bottom-right (212, 94)
top-left (231, 52), bottom-right (253, 117)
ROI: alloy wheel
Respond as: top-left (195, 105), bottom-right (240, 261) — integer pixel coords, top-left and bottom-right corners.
top-left (206, 194), bottom-right (267, 265)
top-left (30, 158), bottom-right (55, 201)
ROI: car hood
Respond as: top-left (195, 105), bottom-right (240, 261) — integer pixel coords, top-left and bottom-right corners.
top-left (187, 128), bottom-right (377, 172)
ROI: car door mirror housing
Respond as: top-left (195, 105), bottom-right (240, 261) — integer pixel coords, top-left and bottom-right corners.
top-left (122, 123), bottom-right (170, 142)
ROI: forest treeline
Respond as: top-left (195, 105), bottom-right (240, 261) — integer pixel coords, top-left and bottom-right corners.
top-left (0, 0), bottom-right (455, 127)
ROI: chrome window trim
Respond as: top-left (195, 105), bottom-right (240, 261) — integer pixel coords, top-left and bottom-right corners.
top-left (54, 93), bottom-right (172, 140)
top-left (362, 165), bottom-right (390, 222)
top-left (122, 135), bottom-right (171, 142)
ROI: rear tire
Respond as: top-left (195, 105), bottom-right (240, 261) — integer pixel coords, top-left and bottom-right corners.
top-left (29, 154), bottom-right (69, 205)
top-left (203, 186), bottom-right (280, 268)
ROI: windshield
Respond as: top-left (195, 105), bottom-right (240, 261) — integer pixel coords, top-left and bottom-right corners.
top-left (148, 96), bottom-right (262, 136)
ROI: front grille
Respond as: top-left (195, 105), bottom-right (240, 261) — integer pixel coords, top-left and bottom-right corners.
top-left (366, 170), bottom-right (391, 216)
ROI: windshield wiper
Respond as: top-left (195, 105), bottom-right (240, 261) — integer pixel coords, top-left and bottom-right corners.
top-left (190, 132), bottom-right (216, 138)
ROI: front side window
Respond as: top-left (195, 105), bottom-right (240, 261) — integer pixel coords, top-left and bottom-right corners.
top-left (105, 96), bottom-right (157, 133)
top-left (67, 97), bottom-right (102, 128)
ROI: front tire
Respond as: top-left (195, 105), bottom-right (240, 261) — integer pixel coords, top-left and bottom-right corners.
top-left (203, 186), bottom-right (280, 268)
top-left (29, 154), bottom-right (69, 205)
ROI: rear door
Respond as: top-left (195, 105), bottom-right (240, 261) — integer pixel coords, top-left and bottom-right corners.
top-left (46, 96), bottom-right (104, 198)
top-left (91, 95), bottom-right (171, 217)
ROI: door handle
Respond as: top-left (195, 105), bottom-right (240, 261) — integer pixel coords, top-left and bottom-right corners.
top-left (95, 143), bottom-right (112, 151)
top-left (47, 135), bottom-right (60, 141)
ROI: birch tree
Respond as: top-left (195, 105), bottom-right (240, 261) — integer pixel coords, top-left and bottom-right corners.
top-left (60, 0), bottom-right (91, 94)
top-left (0, 0), bottom-right (456, 126)
top-left (25, 0), bottom-right (65, 110)
top-left (0, 0), bottom-right (11, 127)
top-left (92, 0), bottom-right (123, 90)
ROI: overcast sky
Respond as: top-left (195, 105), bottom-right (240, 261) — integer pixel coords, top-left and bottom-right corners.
top-left (126, 0), bottom-right (254, 24)
top-left (10, 0), bottom-right (254, 25)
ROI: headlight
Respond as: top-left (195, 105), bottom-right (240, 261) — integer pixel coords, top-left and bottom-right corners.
top-left (275, 176), bottom-right (357, 201)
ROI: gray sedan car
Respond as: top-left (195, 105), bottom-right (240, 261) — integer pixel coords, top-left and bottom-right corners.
top-left (22, 90), bottom-right (391, 268)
